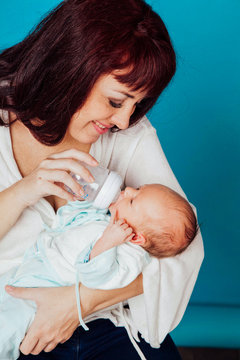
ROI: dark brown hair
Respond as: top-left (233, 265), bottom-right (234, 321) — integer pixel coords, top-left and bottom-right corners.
top-left (0, 0), bottom-right (176, 145)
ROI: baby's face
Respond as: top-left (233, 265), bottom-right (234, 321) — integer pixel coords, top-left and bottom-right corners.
top-left (109, 184), bottom-right (166, 233)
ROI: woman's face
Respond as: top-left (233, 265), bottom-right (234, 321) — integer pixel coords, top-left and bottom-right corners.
top-left (67, 72), bottom-right (146, 145)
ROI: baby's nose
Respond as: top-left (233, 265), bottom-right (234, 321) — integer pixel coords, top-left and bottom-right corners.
top-left (124, 186), bottom-right (136, 197)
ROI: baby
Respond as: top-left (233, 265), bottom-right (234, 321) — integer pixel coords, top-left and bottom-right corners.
top-left (0, 184), bottom-right (197, 360)
top-left (90, 183), bottom-right (197, 260)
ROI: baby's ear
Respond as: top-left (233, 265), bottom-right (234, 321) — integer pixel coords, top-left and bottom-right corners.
top-left (130, 233), bottom-right (146, 246)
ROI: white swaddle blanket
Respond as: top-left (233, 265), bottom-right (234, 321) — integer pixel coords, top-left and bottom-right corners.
top-left (0, 200), bottom-right (150, 360)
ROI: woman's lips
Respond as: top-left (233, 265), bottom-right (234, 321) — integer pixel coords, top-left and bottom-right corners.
top-left (92, 120), bottom-right (110, 134)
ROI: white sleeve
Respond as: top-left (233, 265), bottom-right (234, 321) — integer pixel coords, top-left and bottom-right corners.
top-left (125, 121), bottom-right (204, 346)
top-left (75, 243), bottom-right (150, 290)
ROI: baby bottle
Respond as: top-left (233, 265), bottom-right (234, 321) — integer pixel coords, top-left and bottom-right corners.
top-left (69, 163), bottom-right (123, 209)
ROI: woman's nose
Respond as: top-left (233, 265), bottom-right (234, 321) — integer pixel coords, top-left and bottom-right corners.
top-left (111, 114), bottom-right (129, 130)
top-left (111, 106), bottom-right (135, 130)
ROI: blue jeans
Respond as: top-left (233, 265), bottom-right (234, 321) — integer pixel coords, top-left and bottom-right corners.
top-left (18, 319), bottom-right (181, 359)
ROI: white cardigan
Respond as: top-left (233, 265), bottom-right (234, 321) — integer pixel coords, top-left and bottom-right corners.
top-left (0, 114), bottom-right (204, 347)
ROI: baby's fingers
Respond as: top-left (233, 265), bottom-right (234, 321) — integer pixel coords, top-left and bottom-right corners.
top-left (114, 218), bottom-right (126, 226)
top-left (124, 227), bottom-right (134, 236)
top-left (120, 222), bottom-right (130, 231)
top-left (126, 233), bottom-right (135, 242)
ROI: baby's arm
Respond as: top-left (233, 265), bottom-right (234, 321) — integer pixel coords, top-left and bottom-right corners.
top-left (89, 210), bottom-right (135, 260)
top-left (75, 208), bottom-right (149, 289)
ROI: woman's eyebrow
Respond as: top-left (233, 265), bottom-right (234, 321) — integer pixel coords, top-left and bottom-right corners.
top-left (114, 90), bottom-right (135, 99)
top-left (112, 90), bottom-right (146, 103)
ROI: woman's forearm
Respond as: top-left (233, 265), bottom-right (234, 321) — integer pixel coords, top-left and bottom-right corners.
top-left (0, 183), bottom-right (26, 240)
top-left (80, 273), bottom-right (143, 318)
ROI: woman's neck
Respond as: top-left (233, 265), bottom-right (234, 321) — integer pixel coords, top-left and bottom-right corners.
top-left (54, 130), bottom-right (91, 154)
top-left (10, 119), bottom-right (91, 178)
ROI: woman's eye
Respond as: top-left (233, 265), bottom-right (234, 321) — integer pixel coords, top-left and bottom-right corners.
top-left (109, 100), bottom-right (122, 108)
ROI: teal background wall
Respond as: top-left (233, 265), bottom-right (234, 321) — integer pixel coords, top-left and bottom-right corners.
top-left (1, 0), bottom-right (239, 348)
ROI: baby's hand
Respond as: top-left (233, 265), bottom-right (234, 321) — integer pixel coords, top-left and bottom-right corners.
top-left (89, 210), bottom-right (135, 259)
top-left (103, 210), bottom-right (135, 247)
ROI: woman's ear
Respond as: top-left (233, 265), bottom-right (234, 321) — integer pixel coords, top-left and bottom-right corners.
top-left (130, 233), bottom-right (146, 246)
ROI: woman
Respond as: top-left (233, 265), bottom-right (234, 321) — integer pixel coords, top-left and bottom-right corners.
top-left (0, 0), bottom-right (204, 359)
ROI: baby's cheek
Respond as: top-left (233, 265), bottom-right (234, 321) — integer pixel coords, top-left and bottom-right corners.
top-left (116, 205), bottom-right (124, 219)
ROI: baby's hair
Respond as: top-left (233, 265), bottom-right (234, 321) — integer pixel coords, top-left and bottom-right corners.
top-left (142, 187), bottom-right (198, 258)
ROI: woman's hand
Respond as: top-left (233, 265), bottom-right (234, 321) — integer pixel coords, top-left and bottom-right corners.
top-left (14, 149), bottom-right (98, 209)
top-left (5, 275), bottom-right (143, 355)
top-left (5, 285), bottom-right (81, 355)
